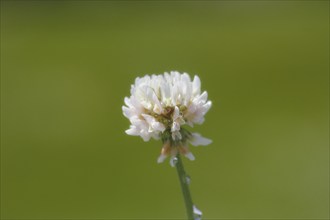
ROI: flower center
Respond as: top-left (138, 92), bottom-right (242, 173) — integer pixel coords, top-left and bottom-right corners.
top-left (148, 105), bottom-right (187, 128)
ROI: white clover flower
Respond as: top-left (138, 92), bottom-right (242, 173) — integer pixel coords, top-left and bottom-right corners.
top-left (122, 71), bottom-right (212, 164)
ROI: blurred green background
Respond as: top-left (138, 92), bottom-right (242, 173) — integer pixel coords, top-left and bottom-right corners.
top-left (1, 1), bottom-right (329, 219)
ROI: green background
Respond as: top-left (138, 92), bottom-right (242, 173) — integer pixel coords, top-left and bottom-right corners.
top-left (1, 1), bottom-right (329, 219)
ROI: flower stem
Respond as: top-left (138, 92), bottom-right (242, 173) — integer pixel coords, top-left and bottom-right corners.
top-left (175, 154), bottom-right (194, 220)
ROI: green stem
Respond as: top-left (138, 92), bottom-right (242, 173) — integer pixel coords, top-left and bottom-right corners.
top-left (175, 154), bottom-right (194, 220)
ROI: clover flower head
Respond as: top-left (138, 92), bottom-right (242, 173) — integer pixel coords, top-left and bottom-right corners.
top-left (122, 71), bottom-right (212, 163)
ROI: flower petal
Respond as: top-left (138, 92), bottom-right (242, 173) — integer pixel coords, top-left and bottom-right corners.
top-left (189, 133), bottom-right (212, 146)
top-left (192, 75), bottom-right (201, 95)
top-left (125, 126), bottom-right (139, 136)
top-left (173, 106), bottom-right (180, 120)
top-left (171, 121), bottom-right (180, 132)
top-left (122, 106), bottom-right (134, 118)
top-left (171, 130), bottom-right (182, 140)
top-left (184, 152), bottom-right (195, 161)
top-left (157, 154), bottom-right (167, 163)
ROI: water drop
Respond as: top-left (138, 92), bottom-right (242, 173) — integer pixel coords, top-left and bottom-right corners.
top-left (193, 205), bottom-right (202, 220)
top-left (170, 157), bottom-right (178, 167)
top-left (185, 175), bottom-right (191, 184)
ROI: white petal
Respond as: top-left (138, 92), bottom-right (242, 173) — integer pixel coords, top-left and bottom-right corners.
top-left (151, 92), bottom-right (162, 113)
top-left (152, 122), bottom-right (166, 132)
top-left (122, 106), bottom-right (134, 118)
top-left (192, 75), bottom-right (201, 95)
top-left (202, 101), bottom-right (212, 114)
top-left (171, 121), bottom-right (180, 132)
top-left (142, 114), bottom-right (155, 124)
top-left (173, 106), bottom-right (180, 120)
top-left (125, 126), bottom-right (139, 136)
top-left (182, 72), bottom-right (191, 82)
top-left (181, 73), bottom-right (192, 105)
top-left (157, 154), bottom-right (167, 163)
top-left (141, 101), bottom-right (152, 110)
top-left (160, 82), bottom-right (171, 101)
top-left (130, 116), bottom-right (144, 126)
top-left (193, 205), bottom-right (203, 216)
top-left (129, 95), bottom-right (142, 109)
top-left (189, 133), bottom-right (212, 146)
top-left (184, 152), bottom-right (195, 161)
top-left (124, 97), bottom-right (132, 107)
top-left (171, 131), bottom-right (182, 140)
top-left (187, 103), bottom-right (197, 114)
top-left (142, 114), bottom-right (165, 132)
top-left (198, 91), bottom-right (208, 102)
top-left (140, 130), bottom-right (151, 142)
top-left (171, 85), bottom-right (179, 106)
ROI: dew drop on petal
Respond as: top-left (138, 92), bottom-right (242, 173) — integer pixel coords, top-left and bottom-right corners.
top-left (193, 205), bottom-right (202, 220)
top-left (169, 157), bottom-right (178, 167)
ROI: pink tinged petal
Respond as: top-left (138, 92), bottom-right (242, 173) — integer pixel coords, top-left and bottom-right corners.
top-left (158, 142), bottom-right (171, 163)
top-left (170, 147), bottom-right (178, 157)
top-left (189, 133), bottom-right (212, 146)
